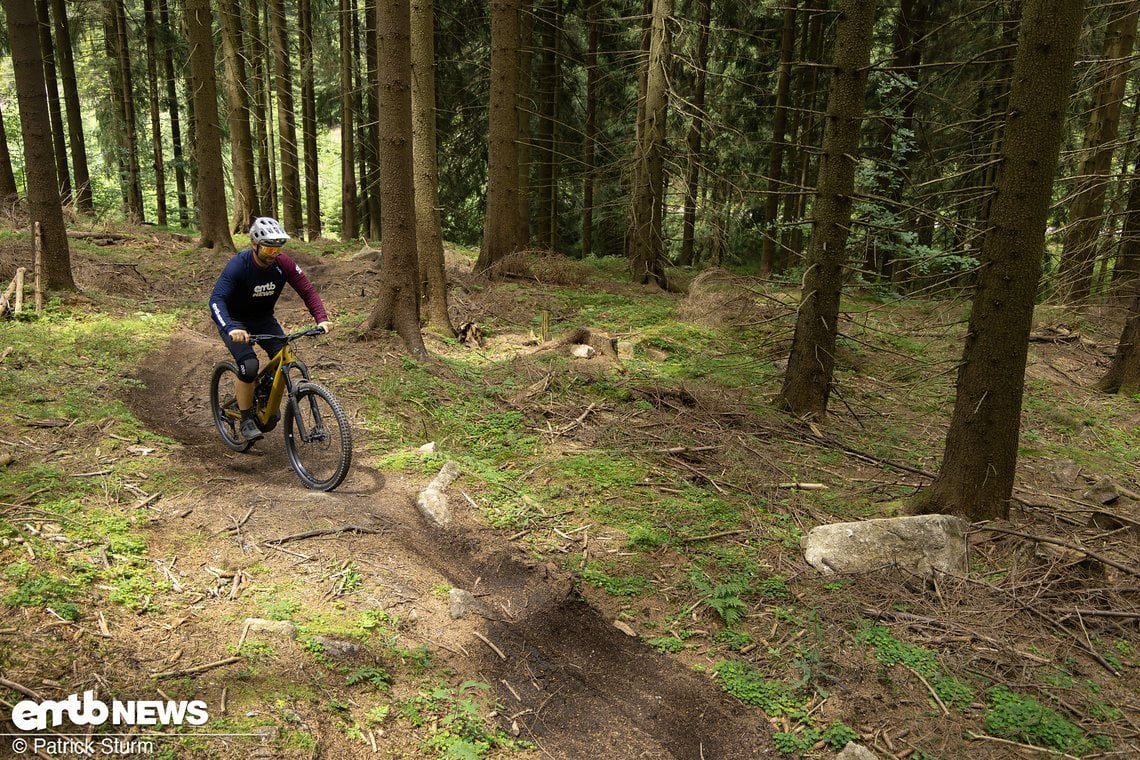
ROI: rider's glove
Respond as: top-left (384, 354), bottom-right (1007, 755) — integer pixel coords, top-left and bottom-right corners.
top-left (317, 321), bottom-right (332, 335)
top-left (229, 329), bottom-right (251, 344)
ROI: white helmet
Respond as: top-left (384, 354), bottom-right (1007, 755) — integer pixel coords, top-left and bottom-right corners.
top-left (249, 217), bottom-right (290, 247)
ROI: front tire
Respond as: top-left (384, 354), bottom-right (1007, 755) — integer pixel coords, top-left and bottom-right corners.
top-left (283, 382), bottom-right (352, 491)
top-left (210, 362), bottom-right (254, 453)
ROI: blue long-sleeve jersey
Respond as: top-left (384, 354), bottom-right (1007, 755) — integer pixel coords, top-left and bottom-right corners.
top-left (209, 250), bottom-right (328, 332)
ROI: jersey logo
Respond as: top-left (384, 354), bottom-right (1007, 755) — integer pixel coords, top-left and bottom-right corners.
top-left (253, 282), bottom-right (277, 297)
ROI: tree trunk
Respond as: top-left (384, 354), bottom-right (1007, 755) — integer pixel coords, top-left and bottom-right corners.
top-left (299, 0), bottom-right (321, 239)
top-left (49, 0), bottom-right (92, 213)
top-left (516, 9), bottom-right (533, 248)
top-left (581, 0), bottom-right (600, 260)
top-left (477, 0), bottom-right (524, 273)
top-left (1057, 1), bottom-right (1139, 303)
top-left (1113, 156), bottom-right (1140, 287)
top-left (160, 0), bottom-right (189, 227)
top-left (679, 0), bottom-right (712, 269)
top-left (35, 0), bottom-right (71, 207)
top-left (184, 0), bottom-right (236, 252)
top-left (910, 0), bottom-right (1085, 522)
top-left (776, 0), bottom-right (877, 419)
top-left (781, 0), bottom-right (825, 267)
top-left (143, 0), bottom-right (168, 226)
top-left (1096, 280), bottom-right (1140, 393)
top-left (245, 0), bottom-right (274, 218)
top-left (0, 103), bottom-right (19, 206)
top-left (533, 0), bottom-right (560, 250)
top-left (364, 0), bottom-right (427, 358)
top-left (628, 0), bottom-right (671, 289)
top-left (364, 0), bottom-right (383, 240)
top-left (110, 0), bottom-right (144, 223)
top-left (340, 0), bottom-right (359, 239)
top-left (411, 0), bottom-right (454, 335)
top-left (220, 0), bottom-right (257, 231)
top-left (759, 0), bottom-right (795, 277)
top-left (269, 0), bottom-right (304, 235)
top-left (2, 0), bottom-right (74, 290)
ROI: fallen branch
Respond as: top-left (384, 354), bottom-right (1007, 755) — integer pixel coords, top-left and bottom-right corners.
top-left (975, 524), bottom-right (1140, 578)
top-left (964, 730), bottom-right (1080, 760)
top-left (473, 630), bottom-right (506, 660)
top-left (901, 664), bottom-right (949, 716)
top-left (152, 656), bottom-right (242, 680)
top-left (681, 529), bottom-right (749, 544)
top-left (1056, 609), bottom-right (1140, 620)
top-left (0, 674), bottom-right (43, 700)
top-left (263, 525), bottom-right (385, 545)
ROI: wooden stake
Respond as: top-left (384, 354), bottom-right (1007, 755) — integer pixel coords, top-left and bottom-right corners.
top-left (33, 222), bottom-right (43, 314)
top-left (13, 267), bottom-right (24, 313)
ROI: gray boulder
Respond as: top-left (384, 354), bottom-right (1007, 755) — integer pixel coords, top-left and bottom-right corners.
top-left (802, 514), bottom-right (968, 577)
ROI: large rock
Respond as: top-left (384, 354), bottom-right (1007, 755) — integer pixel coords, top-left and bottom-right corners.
top-left (802, 514), bottom-right (968, 577)
top-left (415, 461), bottom-right (462, 528)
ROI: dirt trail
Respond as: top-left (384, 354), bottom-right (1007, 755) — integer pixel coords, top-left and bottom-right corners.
top-left (126, 329), bottom-right (776, 759)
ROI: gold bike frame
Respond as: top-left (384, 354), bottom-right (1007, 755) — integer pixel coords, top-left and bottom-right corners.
top-left (255, 342), bottom-right (302, 426)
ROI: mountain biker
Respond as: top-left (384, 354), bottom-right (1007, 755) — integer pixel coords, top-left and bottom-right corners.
top-left (209, 216), bottom-right (331, 443)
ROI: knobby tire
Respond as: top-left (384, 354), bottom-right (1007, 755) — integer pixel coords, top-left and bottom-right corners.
top-left (283, 382), bottom-right (352, 491)
top-left (209, 362), bottom-right (254, 453)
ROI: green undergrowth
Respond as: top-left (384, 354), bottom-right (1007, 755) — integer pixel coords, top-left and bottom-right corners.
top-left (1, 306), bottom-right (186, 627)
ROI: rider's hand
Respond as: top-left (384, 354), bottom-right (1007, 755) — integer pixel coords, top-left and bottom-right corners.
top-left (317, 321), bottom-right (332, 335)
top-left (229, 329), bottom-right (251, 344)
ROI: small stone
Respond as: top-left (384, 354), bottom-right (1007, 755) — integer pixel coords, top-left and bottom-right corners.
top-left (312, 635), bottom-right (362, 661)
top-left (244, 618), bottom-right (297, 639)
top-left (449, 588), bottom-right (482, 620)
top-left (418, 441), bottom-right (437, 453)
top-left (570, 344), bottom-right (596, 358)
top-left (836, 744), bottom-right (878, 760)
top-left (613, 620), bottom-right (636, 637)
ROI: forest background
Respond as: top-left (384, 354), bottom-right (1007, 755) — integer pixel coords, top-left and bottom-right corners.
top-left (0, 0), bottom-right (1139, 758)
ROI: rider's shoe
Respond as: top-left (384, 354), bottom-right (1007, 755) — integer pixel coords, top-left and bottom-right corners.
top-left (240, 413), bottom-right (263, 443)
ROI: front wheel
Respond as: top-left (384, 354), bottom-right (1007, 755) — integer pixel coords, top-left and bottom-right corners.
top-left (283, 382), bottom-right (352, 491)
top-left (210, 362), bottom-right (254, 453)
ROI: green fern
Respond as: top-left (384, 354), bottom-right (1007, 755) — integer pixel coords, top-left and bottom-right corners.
top-left (689, 569), bottom-right (749, 626)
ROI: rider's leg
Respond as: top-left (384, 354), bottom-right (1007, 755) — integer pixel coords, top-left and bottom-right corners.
top-left (236, 380), bottom-right (255, 411)
top-left (219, 327), bottom-right (263, 440)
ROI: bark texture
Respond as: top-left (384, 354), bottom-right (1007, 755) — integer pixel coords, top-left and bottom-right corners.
top-left (477, 0), bottom-right (524, 274)
top-left (185, 0), bottom-right (236, 251)
top-left (364, 0), bottom-right (428, 357)
top-left (911, 0), bottom-right (1086, 521)
top-left (776, 0), bottom-right (877, 418)
top-left (2, 0), bottom-right (74, 289)
top-left (411, 0), bottom-right (454, 335)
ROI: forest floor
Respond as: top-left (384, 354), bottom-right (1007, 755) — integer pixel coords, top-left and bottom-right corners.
top-left (0, 224), bottom-right (1138, 760)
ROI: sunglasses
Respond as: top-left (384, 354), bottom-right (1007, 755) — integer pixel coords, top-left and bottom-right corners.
top-left (259, 245), bottom-right (283, 255)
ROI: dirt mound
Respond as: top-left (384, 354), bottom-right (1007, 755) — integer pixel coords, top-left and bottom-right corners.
top-left (679, 269), bottom-right (788, 328)
top-left (122, 331), bottom-right (776, 758)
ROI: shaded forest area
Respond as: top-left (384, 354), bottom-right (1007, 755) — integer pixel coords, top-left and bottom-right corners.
top-left (0, 0), bottom-right (1136, 284)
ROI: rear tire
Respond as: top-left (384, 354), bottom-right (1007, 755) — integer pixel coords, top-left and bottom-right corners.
top-left (283, 382), bottom-right (352, 491)
top-left (210, 362), bottom-right (254, 453)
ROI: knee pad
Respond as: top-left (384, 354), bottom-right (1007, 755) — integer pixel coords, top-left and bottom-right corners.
top-left (237, 355), bottom-right (260, 381)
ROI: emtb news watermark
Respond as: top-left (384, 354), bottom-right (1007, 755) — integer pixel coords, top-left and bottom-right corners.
top-left (5, 690), bottom-right (213, 756)
top-left (11, 690), bottom-right (209, 730)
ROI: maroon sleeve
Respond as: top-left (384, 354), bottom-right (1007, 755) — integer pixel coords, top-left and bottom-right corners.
top-left (277, 254), bottom-right (329, 323)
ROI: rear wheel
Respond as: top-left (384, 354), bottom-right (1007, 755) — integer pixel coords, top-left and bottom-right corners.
top-left (283, 382), bottom-right (352, 491)
top-left (210, 362), bottom-right (254, 453)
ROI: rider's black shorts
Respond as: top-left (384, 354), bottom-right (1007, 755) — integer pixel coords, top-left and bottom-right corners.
top-left (218, 317), bottom-right (287, 380)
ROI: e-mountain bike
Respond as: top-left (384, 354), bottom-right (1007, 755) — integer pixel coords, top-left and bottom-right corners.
top-left (209, 327), bottom-right (352, 491)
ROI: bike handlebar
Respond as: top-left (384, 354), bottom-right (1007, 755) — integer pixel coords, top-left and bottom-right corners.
top-left (245, 326), bottom-right (327, 343)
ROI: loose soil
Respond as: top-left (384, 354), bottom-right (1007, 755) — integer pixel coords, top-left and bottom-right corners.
top-left (2, 232), bottom-right (1138, 760)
